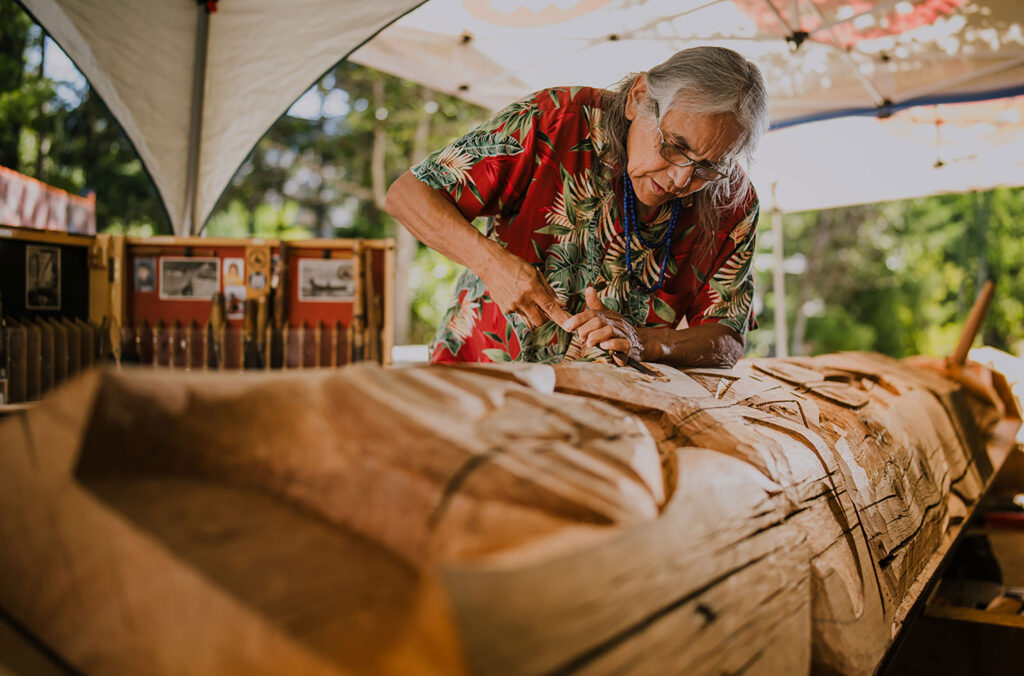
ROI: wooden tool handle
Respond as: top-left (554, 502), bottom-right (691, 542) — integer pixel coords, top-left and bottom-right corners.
top-left (951, 280), bottom-right (995, 366)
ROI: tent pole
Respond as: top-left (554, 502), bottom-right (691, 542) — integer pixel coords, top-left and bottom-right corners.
top-left (771, 183), bottom-right (788, 358)
top-left (182, 3), bottom-right (211, 236)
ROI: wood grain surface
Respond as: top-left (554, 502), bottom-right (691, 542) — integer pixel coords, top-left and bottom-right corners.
top-left (0, 353), bottom-right (1017, 675)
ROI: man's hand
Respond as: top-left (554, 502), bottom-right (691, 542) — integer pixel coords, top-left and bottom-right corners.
top-left (480, 250), bottom-right (571, 328)
top-left (563, 286), bottom-right (643, 360)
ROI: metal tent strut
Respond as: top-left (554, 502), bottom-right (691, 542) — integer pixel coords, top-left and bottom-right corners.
top-left (182, 1), bottom-right (218, 236)
top-left (762, 0), bottom-right (887, 109)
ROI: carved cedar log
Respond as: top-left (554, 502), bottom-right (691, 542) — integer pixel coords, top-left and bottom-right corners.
top-left (0, 353), bottom-right (1018, 675)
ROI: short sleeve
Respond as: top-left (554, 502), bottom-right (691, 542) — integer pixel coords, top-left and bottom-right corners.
top-left (411, 95), bottom-right (543, 222)
top-left (688, 199), bottom-right (759, 335)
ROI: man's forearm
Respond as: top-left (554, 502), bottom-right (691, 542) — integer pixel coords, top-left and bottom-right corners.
top-left (637, 323), bottom-right (745, 369)
top-left (384, 171), bottom-right (502, 271)
top-left (385, 170), bottom-right (569, 327)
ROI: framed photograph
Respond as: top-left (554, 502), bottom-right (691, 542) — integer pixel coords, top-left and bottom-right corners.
top-left (223, 257), bottom-right (245, 286)
top-left (25, 245), bottom-right (61, 310)
top-left (133, 257), bottom-right (156, 292)
top-left (224, 285), bottom-right (247, 319)
top-left (298, 258), bottom-right (355, 302)
top-left (248, 270), bottom-right (267, 290)
top-left (159, 257), bottom-right (220, 301)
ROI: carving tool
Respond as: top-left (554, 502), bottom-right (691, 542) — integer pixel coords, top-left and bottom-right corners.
top-left (608, 350), bottom-right (663, 378)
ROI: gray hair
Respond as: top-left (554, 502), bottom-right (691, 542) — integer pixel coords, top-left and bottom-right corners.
top-left (600, 46), bottom-right (769, 238)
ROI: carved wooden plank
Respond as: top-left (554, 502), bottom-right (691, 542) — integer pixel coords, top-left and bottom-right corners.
top-left (72, 366), bottom-right (662, 562)
top-left (0, 352), bottom-right (1016, 675)
top-left (63, 318), bottom-right (81, 379)
top-left (24, 321), bottom-right (40, 401)
top-left (0, 373), bottom-right (459, 675)
top-left (442, 446), bottom-right (818, 675)
top-left (48, 319), bottom-right (68, 386)
top-left (76, 319), bottom-right (95, 370)
top-left (5, 321), bottom-right (27, 403)
top-left (36, 320), bottom-right (54, 393)
top-left (553, 352), bottom-right (1010, 674)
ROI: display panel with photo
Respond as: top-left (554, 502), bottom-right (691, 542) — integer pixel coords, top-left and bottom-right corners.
top-left (159, 257), bottom-right (220, 300)
top-left (25, 245), bottom-right (61, 310)
top-left (298, 258), bottom-right (355, 302)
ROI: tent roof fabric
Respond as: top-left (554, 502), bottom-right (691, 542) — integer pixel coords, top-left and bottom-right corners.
top-left (19, 0), bottom-right (1024, 228)
top-left (21, 0), bottom-right (426, 235)
top-left (353, 0), bottom-right (1024, 124)
top-left (749, 94), bottom-right (1024, 212)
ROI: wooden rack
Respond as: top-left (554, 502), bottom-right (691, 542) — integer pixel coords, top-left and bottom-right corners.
top-left (0, 226), bottom-right (394, 404)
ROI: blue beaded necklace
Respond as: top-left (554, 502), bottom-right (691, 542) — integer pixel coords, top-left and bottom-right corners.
top-left (622, 171), bottom-right (681, 294)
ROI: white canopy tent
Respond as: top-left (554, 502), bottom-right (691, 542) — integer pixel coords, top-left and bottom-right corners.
top-left (16, 0), bottom-right (1024, 233)
top-left (750, 94), bottom-right (1024, 212)
top-left (351, 0), bottom-right (1024, 212)
top-left (354, 0), bottom-right (1024, 121)
top-left (17, 0), bottom-right (427, 235)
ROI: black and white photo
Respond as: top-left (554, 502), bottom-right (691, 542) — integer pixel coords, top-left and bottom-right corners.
top-left (298, 258), bottom-right (355, 302)
top-left (25, 245), bottom-right (60, 310)
top-left (159, 257), bottom-right (220, 300)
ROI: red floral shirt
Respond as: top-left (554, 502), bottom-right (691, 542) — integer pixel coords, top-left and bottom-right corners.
top-left (412, 86), bottom-right (759, 364)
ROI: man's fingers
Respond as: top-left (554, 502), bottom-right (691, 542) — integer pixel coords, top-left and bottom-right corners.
top-left (563, 310), bottom-right (596, 332)
top-left (511, 299), bottom-right (546, 328)
top-left (585, 324), bottom-right (615, 347)
top-left (523, 304), bottom-right (547, 328)
top-left (600, 338), bottom-right (632, 355)
top-left (578, 318), bottom-right (606, 343)
top-left (538, 275), bottom-right (562, 300)
top-left (541, 300), bottom-right (572, 327)
top-left (585, 286), bottom-right (605, 311)
top-left (533, 278), bottom-right (571, 326)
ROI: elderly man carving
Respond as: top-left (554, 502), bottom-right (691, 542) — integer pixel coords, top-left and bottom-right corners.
top-left (386, 46), bottom-right (769, 368)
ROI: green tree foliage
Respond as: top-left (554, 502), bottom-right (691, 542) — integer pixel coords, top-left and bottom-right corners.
top-left (408, 248), bottom-right (466, 344)
top-left (753, 187), bottom-right (1024, 359)
top-left (209, 61), bottom-right (485, 241)
top-left (0, 2), bottom-right (42, 169)
top-left (49, 88), bottom-right (172, 233)
top-left (0, 0), bottom-right (170, 234)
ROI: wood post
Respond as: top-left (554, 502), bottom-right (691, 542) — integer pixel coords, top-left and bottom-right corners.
top-left (952, 280), bottom-right (995, 366)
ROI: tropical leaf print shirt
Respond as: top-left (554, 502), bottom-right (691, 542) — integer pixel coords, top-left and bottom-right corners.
top-left (412, 86), bottom-right (759, 364)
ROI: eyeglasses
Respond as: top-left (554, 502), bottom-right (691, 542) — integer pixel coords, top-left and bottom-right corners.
top-left (655, 125), bottom-right (731, 183)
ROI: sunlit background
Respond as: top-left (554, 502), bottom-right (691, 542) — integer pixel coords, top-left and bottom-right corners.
top-left (2, 0), bottom-right (1022, 358)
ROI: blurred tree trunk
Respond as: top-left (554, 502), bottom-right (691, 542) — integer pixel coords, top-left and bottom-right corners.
top-left (770, 201), bottom-right (787, 357)
top-left (315, 202), bottom-right (331, 239)
top-left (371, 80), bottom-right (387, 211)
top-left (792, 211), bottom-right (834, 355)
top-left (973, 190), bottom-right (989, 290)
top-left (314, 89), bottom-right (331, 238)
top-left (34, 30), bottom-right (45, 178)
top-left (972, 190), bottom-right (995, 346)
top-left (392, 88), bottom-right (431, 346)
